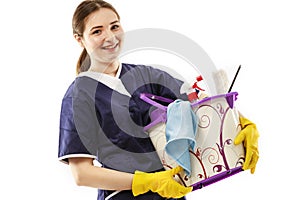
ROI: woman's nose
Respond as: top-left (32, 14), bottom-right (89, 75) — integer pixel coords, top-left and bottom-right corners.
top-left (103, 30), bottom-right (116, 42)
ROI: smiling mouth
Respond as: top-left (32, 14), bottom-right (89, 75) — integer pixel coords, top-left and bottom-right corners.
top-left (102, 43), bottom-right (119, 50)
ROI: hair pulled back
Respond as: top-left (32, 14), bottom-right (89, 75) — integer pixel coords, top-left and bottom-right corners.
top-left (72, 0), bottom-right (120, 74)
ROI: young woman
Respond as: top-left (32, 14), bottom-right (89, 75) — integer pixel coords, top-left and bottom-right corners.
top-left (58, 1), bottom-right (259, 199)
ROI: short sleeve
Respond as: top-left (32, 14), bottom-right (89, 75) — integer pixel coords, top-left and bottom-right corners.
top-left (58, 83), bottom-right (96, 164)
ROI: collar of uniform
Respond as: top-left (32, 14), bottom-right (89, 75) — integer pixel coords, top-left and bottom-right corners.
top-left (77, 64), bottom-right (131, 97)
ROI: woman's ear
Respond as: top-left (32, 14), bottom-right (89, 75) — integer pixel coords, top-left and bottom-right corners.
top-left (74, 34), bottom-right (84, 48)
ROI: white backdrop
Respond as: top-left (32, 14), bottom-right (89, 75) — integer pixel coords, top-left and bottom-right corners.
top-left (1, 0), bottom-right (299, 199)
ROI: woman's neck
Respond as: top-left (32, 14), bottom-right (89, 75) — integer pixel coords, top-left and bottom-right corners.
top-left (89, 60), bottom-right (120, 77)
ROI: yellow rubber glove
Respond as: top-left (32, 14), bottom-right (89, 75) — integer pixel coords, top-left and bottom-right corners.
top-left (234, 116), bottom-right (260, 174)
top-left (132, 166), bottom-right (192, 198)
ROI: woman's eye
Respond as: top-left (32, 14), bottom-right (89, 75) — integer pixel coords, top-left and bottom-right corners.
top-left (111, 25), bottom-right (119, 30)
top-left (92, 30), bottom-right (101, 35)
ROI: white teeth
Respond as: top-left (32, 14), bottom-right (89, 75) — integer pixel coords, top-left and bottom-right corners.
top-left (103, 43), bottom-right (118, 49)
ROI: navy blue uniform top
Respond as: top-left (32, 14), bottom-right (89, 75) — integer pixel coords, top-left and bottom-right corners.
top-left (58, 63), bottom-right (187, 200)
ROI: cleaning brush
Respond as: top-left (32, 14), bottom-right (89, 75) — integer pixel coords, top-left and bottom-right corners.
top-left (213, 65), bottom-right (241, 94)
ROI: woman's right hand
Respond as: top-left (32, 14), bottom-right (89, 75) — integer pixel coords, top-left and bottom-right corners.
top-left (132, 166), bottom-right (192, 198)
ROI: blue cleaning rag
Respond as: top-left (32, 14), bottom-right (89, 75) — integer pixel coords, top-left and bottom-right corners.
top-left (165, 99), bottom-right (198, 176)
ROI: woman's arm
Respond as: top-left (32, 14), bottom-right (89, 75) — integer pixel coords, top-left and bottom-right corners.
top-left (68, 157), bottom-right (192, 198)
top-left (69, 157), bottom-right (133, 191)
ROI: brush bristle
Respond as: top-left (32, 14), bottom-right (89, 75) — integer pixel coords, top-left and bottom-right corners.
top-left (213, 69), bottom-right (229, 94)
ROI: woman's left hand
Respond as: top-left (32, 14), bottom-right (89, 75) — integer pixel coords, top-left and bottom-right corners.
top-left (234, 116), bottom-right (260, 174)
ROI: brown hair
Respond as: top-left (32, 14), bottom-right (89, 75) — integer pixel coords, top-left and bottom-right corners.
top-left (72, 0), bottom-right (120, 74)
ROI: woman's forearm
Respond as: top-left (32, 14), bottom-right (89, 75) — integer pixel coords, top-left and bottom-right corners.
top-left (69, 158), bottom-right (134, 191)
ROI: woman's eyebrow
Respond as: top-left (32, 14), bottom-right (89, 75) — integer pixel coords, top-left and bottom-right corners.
top-left (110, 20), bottom-right (119, 25)
top-left (90, 20), bottom-right (120, 31)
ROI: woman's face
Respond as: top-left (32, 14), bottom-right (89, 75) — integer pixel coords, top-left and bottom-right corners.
top-left (77, 8), bottom-right (124, 65)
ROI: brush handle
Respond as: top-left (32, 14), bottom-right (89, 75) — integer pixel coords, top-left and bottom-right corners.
top-left (228, 65), bottom-right (241, 93)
